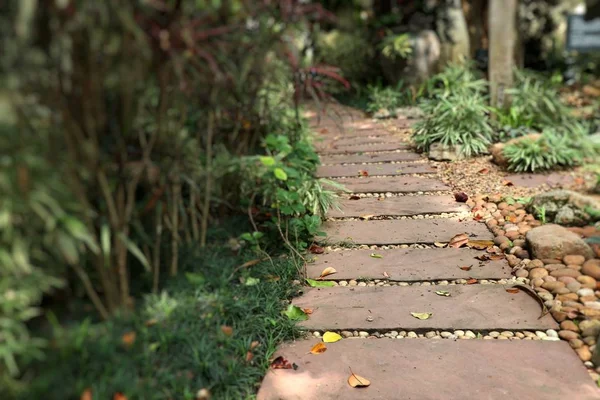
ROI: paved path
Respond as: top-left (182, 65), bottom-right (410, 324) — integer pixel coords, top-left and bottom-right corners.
top-left (258, 110), bottom-right (599, 399)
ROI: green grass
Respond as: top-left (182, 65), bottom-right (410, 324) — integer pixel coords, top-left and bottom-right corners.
top-left (12, 224), bottom-right (303, 400)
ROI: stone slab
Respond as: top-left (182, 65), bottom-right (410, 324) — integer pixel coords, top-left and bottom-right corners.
top-left (320, 151), bottom-right (423, 165)
top-left (321, 219), bottom-right (493, 245)
top-left (306, 248), bottom-right (510, 281)
top-left (504, 173), bottom-right (575, 189)
top-left (258, 339), bottom-right (598, 400)
top-left (294, 285), bottom-right (557, 331)
top-left (317, 142), bottom-right (410, 155)
top-left (327, 176), bottom-right (449, 193)
top-left (315, 136), bottom-right (398, 147)
top-left (317, 163), bottom-right (435, 178)
top-left (327, 196), bottom-right (467, 218)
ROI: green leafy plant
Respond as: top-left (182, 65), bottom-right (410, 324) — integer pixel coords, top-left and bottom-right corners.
top-left (534, 205), bottom-right (547, 225)
top-left (379, 32), bottom-right (413, 60)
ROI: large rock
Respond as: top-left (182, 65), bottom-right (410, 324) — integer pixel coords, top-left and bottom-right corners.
top-left (490, 134), bottom-right (541, 167)
top-left (526, 224), bottom-right (594, 261)
top-left (528, 190), bottom-right (600, 226)
top-left (428, 142), bottom-right (464, 161)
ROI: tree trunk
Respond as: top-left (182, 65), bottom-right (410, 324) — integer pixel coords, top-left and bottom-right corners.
top-left (437, 0), bottom-right (471, 66)
top-left (488, 0), bottom-right (517, 109)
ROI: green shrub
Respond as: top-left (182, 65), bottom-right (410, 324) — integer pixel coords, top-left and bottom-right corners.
top-left (419, 63), bottom-right (488, 99)
top-left (379, 32), bottom-right (412, 61)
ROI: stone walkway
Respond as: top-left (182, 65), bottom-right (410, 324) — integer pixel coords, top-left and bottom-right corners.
top-left (258, 110), bottom-right (599, 399)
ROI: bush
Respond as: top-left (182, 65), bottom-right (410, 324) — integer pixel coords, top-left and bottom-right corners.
top-left (365, 83), bottom-right (414, 116)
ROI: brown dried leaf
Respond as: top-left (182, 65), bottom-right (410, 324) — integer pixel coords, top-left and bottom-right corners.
top-left (502, 180), bottom-right (514, 186)
top-left (221, 325), bottom-right (233, 336)
top-left (478, 168), bottom-right (489, 174)
top-left (250, 341), bottom-right (260, 350)
top-left (505, 288), bottom-right (520, 294)
top-left (246, 351), bottom-right (254, 362)
top-left (466, 240), bottom-right (494, 250)
top-left (454, 192), bottom-right (469, 202)
top-left (460, 266), bottom-right (472, 271)
top-left (349, 195), bottom-right (361, 200)
top-left (310, 342), bottom-right (327, 354)
top-left (309, 244), bottom-right (325, 254)
top-left (302, 308), bottom-right (314, 315)
top-left (358, 170), bottom-right (369, 177)
top-left (319, 267), bottom-right (337, 279)
top-left (270, 356), bottom-right (294, 369)
top-left (449, 233), bottom-right (469, 248)
top-left (466, 278), bottom-right (478, 284)
top-left (348, 370), bottom-right (371, 388)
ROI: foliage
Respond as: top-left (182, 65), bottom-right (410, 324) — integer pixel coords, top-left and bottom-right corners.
top-left (379, 32), bottom-right (413, 61)
top-left (413, 65), bottom-right (492, 157)
top-left (12, 241), bottom-right (302, 400)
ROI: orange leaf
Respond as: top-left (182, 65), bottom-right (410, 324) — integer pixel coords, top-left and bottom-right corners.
top-left (358, 170), bottom-right (369, 177)
top-left (270, 356), bottom-right (296, 370)
top-left (502, 180), bottom-right (514, 186)
top-left (246, 351), bottom-right (254, 362)
top-left (478, 168), bottom-right (489, 174)
top-left (309, 244), bottom-right (325, 254)
top-left (505, 288), bottom-right (520, 294)
top-left (319, 267), bottom-right (337, 279)
top-left (250, 341), bottom-right (260, 350)
top-left (460, 266), bottom-right (472, 271)
top-left (310, 342), bottom-right (327, 354)
top-left (466, 278), bottom-right (477, 284)
top-left (221, 325), bottom-right (233, 336)
top-left (113, 393), bottom-right (127, 400)
top-left (302, 308), bottom-right (314, 315)
top-left (80, 389), bottom-right (93, 400)
top-left (348, 369), bottom-right (371, 388)
top-left (121, 331), bottom-right (136, 347)
top-left (449, 233), bottom-right (469, 248)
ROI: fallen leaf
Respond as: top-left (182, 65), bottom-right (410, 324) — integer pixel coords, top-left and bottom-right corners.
top-left (449, 233), bottom-right (469, 248)
top-left (502, 180), bottom-right (514, 186)
top-left (358, 170), bottom-right (369, 177)
top-left (306, 278), bottom-right (335, 287)
top-left (319, 267), bottom-right (337, 279)
top-left (121, 331), bottom-right (136, 347)
top-left (370, 253), bottom-right (383, 258)
top-left (467, 240), bottom-right (494, 250)
top-left (349, 195), bottom-right (361, 200)
top-left (466, 278), bottom-right (478, 284)
top-left (250, 341), bottom-right (260, 350)
top-left (310, 342), bottom-right (327, 354)
top-left (410, 312), bottom-right (432, 320)
top-left (246, 351), bottom-right (254, 362)
top-left (360, 214), bottom-right (374, 220)
top-left (435, 290), bottom-right (451, 297)
top-left (505, 288), bottom-right (520, 294)
top-left (348, 370), bottom-right (371, 388)
top-left (322, 331), bottom-right (342, 343)
top-left (239, 259), bottom-right (262, 269)
top-left (303, 308), bottom-right (314, 315)
top-left (478, 168), bottom-right (489, 174)
top-left (196, 388), bottom-right (211, 400)
top-left (270, 356), bottom-right (294, 369)
top-left (283, 305), bottom-right (308, 321)
top-left (459, 265), bottom-right (472, 271)
top-left (309, 244), bottom-right (325, 254)
top-left (433, 242), bottom-right (446, 248)
top-left (489, 254), bottom-right (505, 260)
top-left (473, 214), bottom-right (483, 221)
top-left (454, 192), bottom-right (469, 202)
top-left (320, 128), bottom-right (329, 134)
top-left (113, 394), bottom-right (127, 400)
top-left (221, 325), bottom-right (233, 336)
top-left (80, 389), bottom-right (92, 400)
top-left (383, 271), bottom-right (390, 278)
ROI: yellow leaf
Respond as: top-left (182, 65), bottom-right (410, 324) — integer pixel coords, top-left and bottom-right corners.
top-left (466, 240), bottom-right (494, 250)
top-left (322, 331), bottom-right (342, 343)
top-left (348, 370), bottom-right (371, 388)
top-left (410, 312), bottom-right (432, 320)
top-left (310, 342), bottom-right (327, 354)
top-left (319, 267), bottom-right (337, 279)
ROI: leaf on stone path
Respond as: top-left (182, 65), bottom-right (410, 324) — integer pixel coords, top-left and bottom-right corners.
top-left (502, 180), bottom-right (514, 186)
top-left (454, 192), bottom-right (469, 203)
top-left (302, 308), bottom-right (314, 315)
top-left (489, 254), bottom-right (505, 260)
top-left (383, 271), bottom-right (390, 278)
top-left (476, 253), bottom-right (504, 261)
top-left (283, 305), bottom-right (308, 321)
top-left (245, 277), bottom-right (260, 286)
top-left (246, 351), bottom-right (254, 362)
top-left (121, 331), bottom-right (136, 347)
top-left (466, 240), bottom-right (494, 250)
top-left (449, 233), bottom-right (469, 248)
top-left (410, 312), bottom-right (432, 320)
top-left (80, 389), bottom-right (92, 400)
top-left (310, 342), bottom-right (327, 354)
top-left (306, 278), bottom-right (335, 288)
top-left (319, 267), bottom-right (337, 279)
top-left (349, 195), bottom-right (361, 200)
top-left (434, 242), bottom-right (446, 248)
top-left (370, 253), bottom-right (383, 259)
top-left (250, 341), bottom-right (260, 350)
top-left (460, 265), bottom-right (473, 271)
top-left (348, 369), bottom-right (371, 388)
top-left (360, 214), bottom-right (374, 220)
top-left (358, 170), bottom-right (369, 177)
top-left (270, 356), bottom-right (294, 370)
top-left (113, 393), bottom-right (128, 400)
top-left (221, 325), bottom-right (233, 336)
top-left (323, 331), bottom-right (343, 343)
top-left (478, 168), bottom-right (489, 174)
top-left (505, 288), bottom-right (520, 294)
top-left (435, 290), bottom-right (450, 297)
top-left (309, 244), bottom-right (325, 254)
top-left (466, 278), bottom-right (478, 284)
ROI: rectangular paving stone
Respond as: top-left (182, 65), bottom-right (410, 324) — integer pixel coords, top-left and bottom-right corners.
top-left (315, 135), bottom-right (398, 147)
top-left (306, 248), bottom-right (510, 281)
top-left (328, 195), bottom-right (466, 218)
top-left (294, 285), bottom-right (557, 331)
top-left (258, 339), bottom-right (598, 400)
top-left (327, 176), bottom-right (449, 193)
top-left (320, 151), bottom-right (423, 164)
top-left (317, 163), bottom-right (435, 178)
top-left (317, 142), bottom-right (410, 155)
top-left (320, 219), bottom-right (492, 245)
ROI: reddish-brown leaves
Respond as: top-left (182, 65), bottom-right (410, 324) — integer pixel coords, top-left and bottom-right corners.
top-left (505, 288), bottom-right (520, 294)
top-left (309, 244), bottom-right (325, 254)
top-left (478, 168), bottom-right (489, 174)
top-left (460, 266), bottom-right (472, 271)
top-left (358, 170), bottom-right (369, 177)
top-left (466, 278), bottom-right (478, 284)
top-left (270, 356), bottom-right (297, 370)
top-left (449, 233), bottom-right (469, 248)
top-left (310, 342), bottom-right (327, 354)
top-left (454, 192), bottom-right (469, 202)
top-left (221, 325), bottom-right (233, 336)
top-left (502, 180), bottom-right (514, 186)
